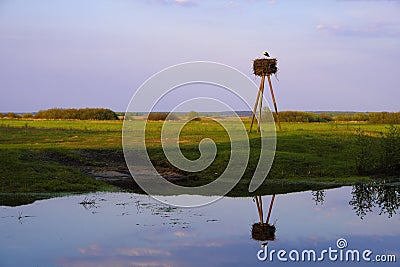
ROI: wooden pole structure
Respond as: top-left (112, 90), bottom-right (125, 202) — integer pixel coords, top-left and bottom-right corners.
top-left (250, 74), bottom-right (281, 132)
top-left (251, 57), bottom-right (281, 132)
top-left (266, 194), bottom-right (276, 225)
top-left (266, 75), bottom-right (281, 131)
top-left (257, 77), bottom-right (265, 132)
top-left (249, 75), bottom-right (265, 133)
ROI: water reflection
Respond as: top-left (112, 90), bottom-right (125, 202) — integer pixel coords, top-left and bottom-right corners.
top-left (252, 195), bottom-right (277, 242)
top-left (1, 184), bottom-right (399, 267)
top-left (311, 190), bottom-right (325, 205)
top-left (308, 182), bottom-right (400, 219)
top-left (349, 181), bottom-right (400, 219)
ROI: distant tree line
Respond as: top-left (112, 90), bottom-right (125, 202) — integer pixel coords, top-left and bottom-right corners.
top-left (333, 112), bottom-right (400, 124)
top-left (271, 111), bottom-right (400, 124)
top-left (0, 108), bottom-right (117, 120)
top-left (273, 111), bottom-right (333, 122)
top-left (1, 110), bottom-right (400, 123)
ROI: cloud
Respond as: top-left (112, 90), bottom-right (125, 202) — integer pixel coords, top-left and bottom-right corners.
top-left (78, 244), bottom-right (171, 257)
top-left (174, 0), bottom-right (197, 6)
top-left (116, 248), bottom-right (171, 257)
top-left (174, 231), bottom-right (187, 237)
top-left (224, 0), bottom-right (278, 7)
top-left (244, 0), bottom-right (278, 3)
top-left (315, 22), bottom-right (400, 38)
top-left (78, 244), bottom-right (103, 256)
top-left (57, 243), bottom-right (189, 267)
top-left (147, 0), bottom-right (197, 7)
top-left (338, 0), bottom-right (400, 2)
top-left (57, 258), bottom-right (175, 267)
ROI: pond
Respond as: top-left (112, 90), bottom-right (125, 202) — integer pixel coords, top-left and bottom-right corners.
top-left (1, 184), bottom-right (399, 266)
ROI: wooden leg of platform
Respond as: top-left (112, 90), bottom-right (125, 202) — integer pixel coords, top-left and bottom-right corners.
top-left (257, 78), bottom-right (265, 132)
top-left (267, 75), bottom-right (281, 131)
top-left (250, 75), bottom-right (265, 132)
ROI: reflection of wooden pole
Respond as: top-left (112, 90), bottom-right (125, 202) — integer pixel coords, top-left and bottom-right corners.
top-left (250, 75), bottom-right (265, 133)
top-left (259, 196), bottom-right (264, 224)
top-left (255, 196), bottom-right (264, 225)
top-left (266, 194), bottom-right (276, 225)
top-left (267, 75), bottom-right (281, 131)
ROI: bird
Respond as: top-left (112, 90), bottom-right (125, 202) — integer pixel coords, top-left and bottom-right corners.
top-left (263, 51), bottom-right (270, 57)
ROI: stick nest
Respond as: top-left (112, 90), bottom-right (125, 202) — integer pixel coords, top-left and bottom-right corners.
top-left (251, 223), bottom-right (276, 241)
top-left (253, 58), bottom-right (278, 76)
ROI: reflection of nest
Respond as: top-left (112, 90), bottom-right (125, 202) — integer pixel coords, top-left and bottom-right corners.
top-left (253, 58), bottom-right (278, 76)
top-left (252, 223), bottom-right (276, 241)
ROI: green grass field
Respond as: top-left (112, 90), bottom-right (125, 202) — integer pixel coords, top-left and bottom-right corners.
top-left (0, 118), bottom-right (398, 203)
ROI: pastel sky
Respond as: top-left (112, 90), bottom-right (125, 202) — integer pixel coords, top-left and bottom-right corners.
top-left (0, 0), bottom-right (399, 112)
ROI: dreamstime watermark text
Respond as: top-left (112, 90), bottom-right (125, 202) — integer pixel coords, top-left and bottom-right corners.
top-left (257, 238), bottom-right (397, 263)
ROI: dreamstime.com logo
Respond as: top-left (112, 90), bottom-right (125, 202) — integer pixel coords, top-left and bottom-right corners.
top-left (257, 238), bottom-right (397, 263)
top-left (122, 62), bottom-right (276, 207)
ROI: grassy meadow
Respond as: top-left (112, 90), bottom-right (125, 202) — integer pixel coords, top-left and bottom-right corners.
top-left (0, 118), bottom-right (398, 204)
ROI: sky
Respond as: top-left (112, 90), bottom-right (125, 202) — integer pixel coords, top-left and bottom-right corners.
top-left (0, 0), bottom-right (399, 112)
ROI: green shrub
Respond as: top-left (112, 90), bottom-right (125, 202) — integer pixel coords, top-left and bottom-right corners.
top-left (35, 108), bottom-right (117, 120)
top-left (355, 128), bottom-right (379, 175)
top-left (147, 112), bottom-right (178, 121)
top-left (22, 113), bottom-right (34, 119)
top-left (355, 125), bottom-right (400, 175)
top-left (380, 125), bottom-right (400, 175)
top-left (3, 112), bottom-right (21, 119)
top-left (187, 111), bottom-right (201, 121)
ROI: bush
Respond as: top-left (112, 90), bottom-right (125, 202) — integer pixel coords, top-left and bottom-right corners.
top-left (22, 113), bottom-right (34, 119)
top-left (35, 108), bottom-right (117, 120)
top-left (147, 112), bottom-right (178, 121)
top-left (355, 128), bottom-right (379, 175)
top-left (187, 111), bottom-right (201, 121)
top-left (380, 125), bottom-right (400, 175)
top-left (355, 125), bottom-right (400, 176)
top-left (3, 112), bottom-right (21, 119)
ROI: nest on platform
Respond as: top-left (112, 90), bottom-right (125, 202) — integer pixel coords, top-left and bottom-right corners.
top-left (251, 223), bottom-right (276, 241)
top-left (253, 58), bottom-right (278, 76)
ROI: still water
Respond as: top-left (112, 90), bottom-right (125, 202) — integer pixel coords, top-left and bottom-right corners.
top-left (1, 185), bottom-right (399, 267)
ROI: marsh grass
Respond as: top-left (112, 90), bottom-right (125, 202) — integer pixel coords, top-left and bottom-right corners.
top-left (0, 118), bottom-right (398, 198)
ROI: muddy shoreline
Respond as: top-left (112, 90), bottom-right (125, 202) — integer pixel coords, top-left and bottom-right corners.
top-left (39, 148), bottom-right (188, 190)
